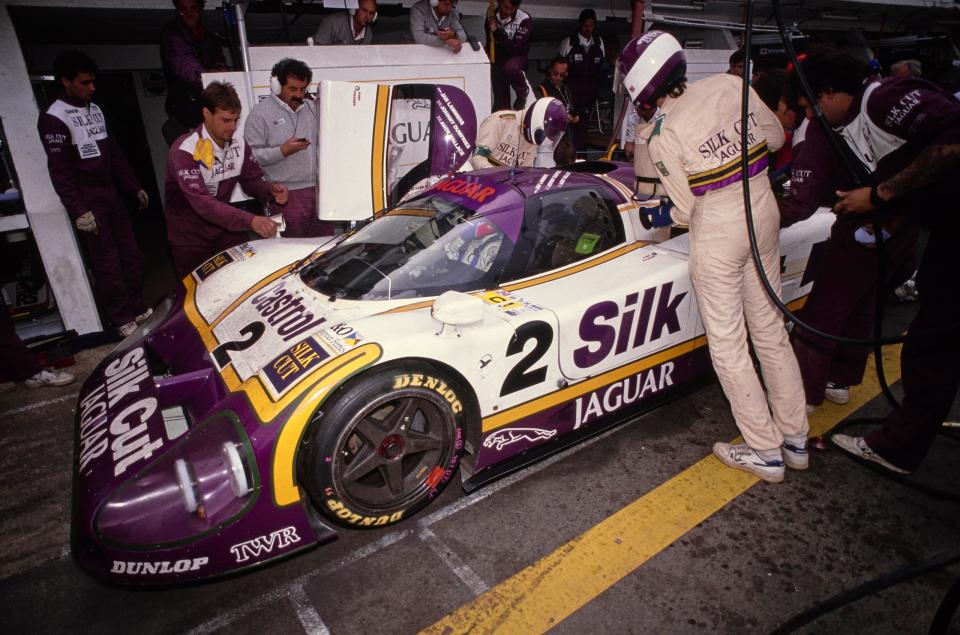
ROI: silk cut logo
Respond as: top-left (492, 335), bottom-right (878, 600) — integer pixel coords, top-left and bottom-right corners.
top-left (229, 526), bottom-right (301, 563)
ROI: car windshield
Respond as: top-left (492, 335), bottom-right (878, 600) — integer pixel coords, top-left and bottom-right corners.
top-left (299, 194), bottom-right (514, 300)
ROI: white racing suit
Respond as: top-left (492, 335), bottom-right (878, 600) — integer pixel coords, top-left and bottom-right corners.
top-left (632, 117), bottom-right (673, 242)
top-left (648, 73), bottom-right (808, 452)
top-left (633, 118), bottom-right (670, 198)
top-left (470, 110), bottom-right (538, 169)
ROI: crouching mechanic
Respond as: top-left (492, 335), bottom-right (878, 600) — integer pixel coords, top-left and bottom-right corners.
top-left (470, 97), bottom-right (568, 169)
top-left (799, 51), bottom-right (960, 474)
top-left (244, 58), bottom-right (332, 237)
top-left (778, 63), bottom-right (918, 414)
top-left (165, 81), bottom-right (288, 277)
top-left (38, 50), bottom-right (153, 338)
top-left (618, 31), bottom-right (809, 482)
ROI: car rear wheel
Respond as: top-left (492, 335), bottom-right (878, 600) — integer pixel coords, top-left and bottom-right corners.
top-left (300, 365), bottom-right (466, 529)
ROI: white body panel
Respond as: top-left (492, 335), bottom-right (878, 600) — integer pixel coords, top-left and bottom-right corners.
top-left (191, 207), bottom-right (834, 422)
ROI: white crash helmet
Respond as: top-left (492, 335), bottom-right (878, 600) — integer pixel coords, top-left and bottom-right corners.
top-left (617, 31), bottom-right (687, 111)
top-left (522, 97), bottom-right (568, 145)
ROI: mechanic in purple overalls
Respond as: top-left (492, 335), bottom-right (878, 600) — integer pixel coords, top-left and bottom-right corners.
top-left (38, 50), bottom-right (152, 338)
top-left (559, 9), bottom-right (604, 154)
top-left (486, 0), bottom-right (533, 111)
top-left (165, 82), bottom-right (287, 277)
top-left (795, 51), bottom-right (960, 473)
top-left (778, 58), bottom-right (918, 413)
top-left (160, 0), bottom-right (226, 142)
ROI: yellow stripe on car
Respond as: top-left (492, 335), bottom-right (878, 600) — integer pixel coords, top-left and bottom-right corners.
top-left (371, 85), bottom-right (391, 213)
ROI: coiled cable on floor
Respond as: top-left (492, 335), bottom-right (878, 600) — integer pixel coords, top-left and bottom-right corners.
top-left (769, 548), bottom-right (960, 635)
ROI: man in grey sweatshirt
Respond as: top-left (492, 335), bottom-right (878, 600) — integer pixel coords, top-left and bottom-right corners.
top-left (244, 58), bottom-right (332, 237)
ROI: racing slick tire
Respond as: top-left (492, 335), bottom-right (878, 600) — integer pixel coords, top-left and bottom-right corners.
top-left (299, 364), bottom-right (467, 529)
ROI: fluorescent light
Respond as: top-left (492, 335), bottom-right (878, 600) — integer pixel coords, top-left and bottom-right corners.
top-left (651, 2), bottom-right (705, 11)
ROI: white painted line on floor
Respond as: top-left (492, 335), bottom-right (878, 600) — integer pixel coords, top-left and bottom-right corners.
top-left (186, 529), bottom-right (414, 635)
top-left (60, 523), bottom-right (71, 559)
top-left (418, 527), bottom-right (488, 595)
top-left (0, 393), bottom-right (77, 418)
top-left (188, 417), bottom-right (642, 633)
top-left (289, 583), bottom-right (330, 635)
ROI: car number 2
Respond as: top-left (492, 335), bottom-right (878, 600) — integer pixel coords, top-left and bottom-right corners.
top-left (500, 321), bottom-right (553, 397)
top-left (211, 321), bottom-right (266, 369)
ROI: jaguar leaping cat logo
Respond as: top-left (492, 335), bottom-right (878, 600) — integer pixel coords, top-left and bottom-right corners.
top-left (483, 428), bottom-right (557, 451)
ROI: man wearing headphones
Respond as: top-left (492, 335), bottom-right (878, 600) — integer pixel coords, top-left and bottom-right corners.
top-left (470, 97), bottom-right (567, 169)
top-left (618, 31), bottom-right (808, 483)
top-left (244, 59), bottom-right (329, 238)
top-left (313, 0), bottom-right (377, 45)
top-left (160, 0), bottom-right (227, 142)
top-left (165, 82), bottom-right (287, 277)
top-left (486, 0), bottom-right (533, 111)
top-left (408, 0), bottom-right (466, 54)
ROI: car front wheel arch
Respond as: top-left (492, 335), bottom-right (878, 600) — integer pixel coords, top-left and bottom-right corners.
top-left (298, 362), bottom-right (471, 529)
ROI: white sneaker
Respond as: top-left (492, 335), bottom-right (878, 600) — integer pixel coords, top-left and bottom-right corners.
top-left (712, 442), bottom-right (785, 483)
top-left (781, 439), bottom-right (809, 470)
top-left (134, 308), bottom-right (153, 324)
top-left (824, 382), bottom-right (849, 405)
top-left (24, 368), bottom-right (75, 388)
top-left (118, 321), bottom-right (138, 337)
top-left (891, 275), bottom-right (918, 302)
top-left (831, 434), bottom-right (910, 474)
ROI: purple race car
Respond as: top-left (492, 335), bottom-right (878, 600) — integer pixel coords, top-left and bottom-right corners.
top-left (72, 162), bottom-right (832, 585)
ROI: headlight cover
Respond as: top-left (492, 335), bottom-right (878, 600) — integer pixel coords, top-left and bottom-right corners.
top-left (94, 412), bottom-right (259, 548)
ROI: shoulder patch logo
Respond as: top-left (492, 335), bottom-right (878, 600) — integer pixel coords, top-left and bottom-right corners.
top-left (651, 114), bottom-right (665, 137)
top-left (655, 161), bottom-right (670, 177)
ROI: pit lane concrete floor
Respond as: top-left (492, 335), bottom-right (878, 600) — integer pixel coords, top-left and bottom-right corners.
top-left (1, 304), bottom-right (958, 634)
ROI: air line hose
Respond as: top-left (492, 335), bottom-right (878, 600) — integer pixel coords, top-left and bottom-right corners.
top-left (736, 2), bottom-right (960, 630)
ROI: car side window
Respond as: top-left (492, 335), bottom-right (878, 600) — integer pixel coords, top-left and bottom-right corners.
top-left (510, 188), bottom-right (624, 279)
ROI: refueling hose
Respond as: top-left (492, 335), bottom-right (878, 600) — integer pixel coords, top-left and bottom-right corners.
top-left (733, 2), bottom-right (960, 630)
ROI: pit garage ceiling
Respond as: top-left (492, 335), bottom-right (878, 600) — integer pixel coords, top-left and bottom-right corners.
top-left (8, 0), bottom-right (960, 47)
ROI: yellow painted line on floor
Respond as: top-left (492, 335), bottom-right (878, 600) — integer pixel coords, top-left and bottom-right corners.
top-left (423, 344), bottom-right (902, 634)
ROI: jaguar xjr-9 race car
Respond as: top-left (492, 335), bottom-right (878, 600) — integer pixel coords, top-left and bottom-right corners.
top-left (72, 162), bottom-right (832, 584)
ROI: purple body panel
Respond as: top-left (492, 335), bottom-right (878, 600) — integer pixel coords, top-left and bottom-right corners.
top-left (430, 85), bottom-right (478, 176)
top-left (475, 341), bottom-right (714, 470)
top-left (71, 303), bottom-right (335, 586)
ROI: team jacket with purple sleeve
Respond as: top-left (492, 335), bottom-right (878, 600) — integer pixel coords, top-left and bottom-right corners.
top-left (837, 76), bottom-right (960, 227)
top-left (37, 96), bottom-right (141, 220)
top-left (160, 19), bottom-right (225, 115)
top-left (778, 117), bottom-right (852, 228)
top-left (164, 126), bottom-right (274, 271)
top-left (488, 9), bottom-right (533, 60)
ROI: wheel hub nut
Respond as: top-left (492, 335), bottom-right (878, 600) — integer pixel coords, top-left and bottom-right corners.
top-left (380, 434), bottom-right (405, 459)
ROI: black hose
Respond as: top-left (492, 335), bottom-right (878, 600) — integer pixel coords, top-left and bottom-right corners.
top-left (767, 0), bottom-right (901, 410)
top-left (735, 2), bottom-right (960, 353)
top-left (769, 549), bottom-right (960, 634)
top-left (739, 7), bottom-right (960, 629)
top-left (930, 574), bottom-right (960, 635)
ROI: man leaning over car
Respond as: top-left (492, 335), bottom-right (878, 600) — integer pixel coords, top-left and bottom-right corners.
top-left (164, 81), bottom-right (287, 277)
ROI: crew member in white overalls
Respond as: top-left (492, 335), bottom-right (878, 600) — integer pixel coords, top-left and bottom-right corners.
top-left (618, 31), bottom-right (809, 482)
top-left (471, 97), bottom-right (567, 169)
